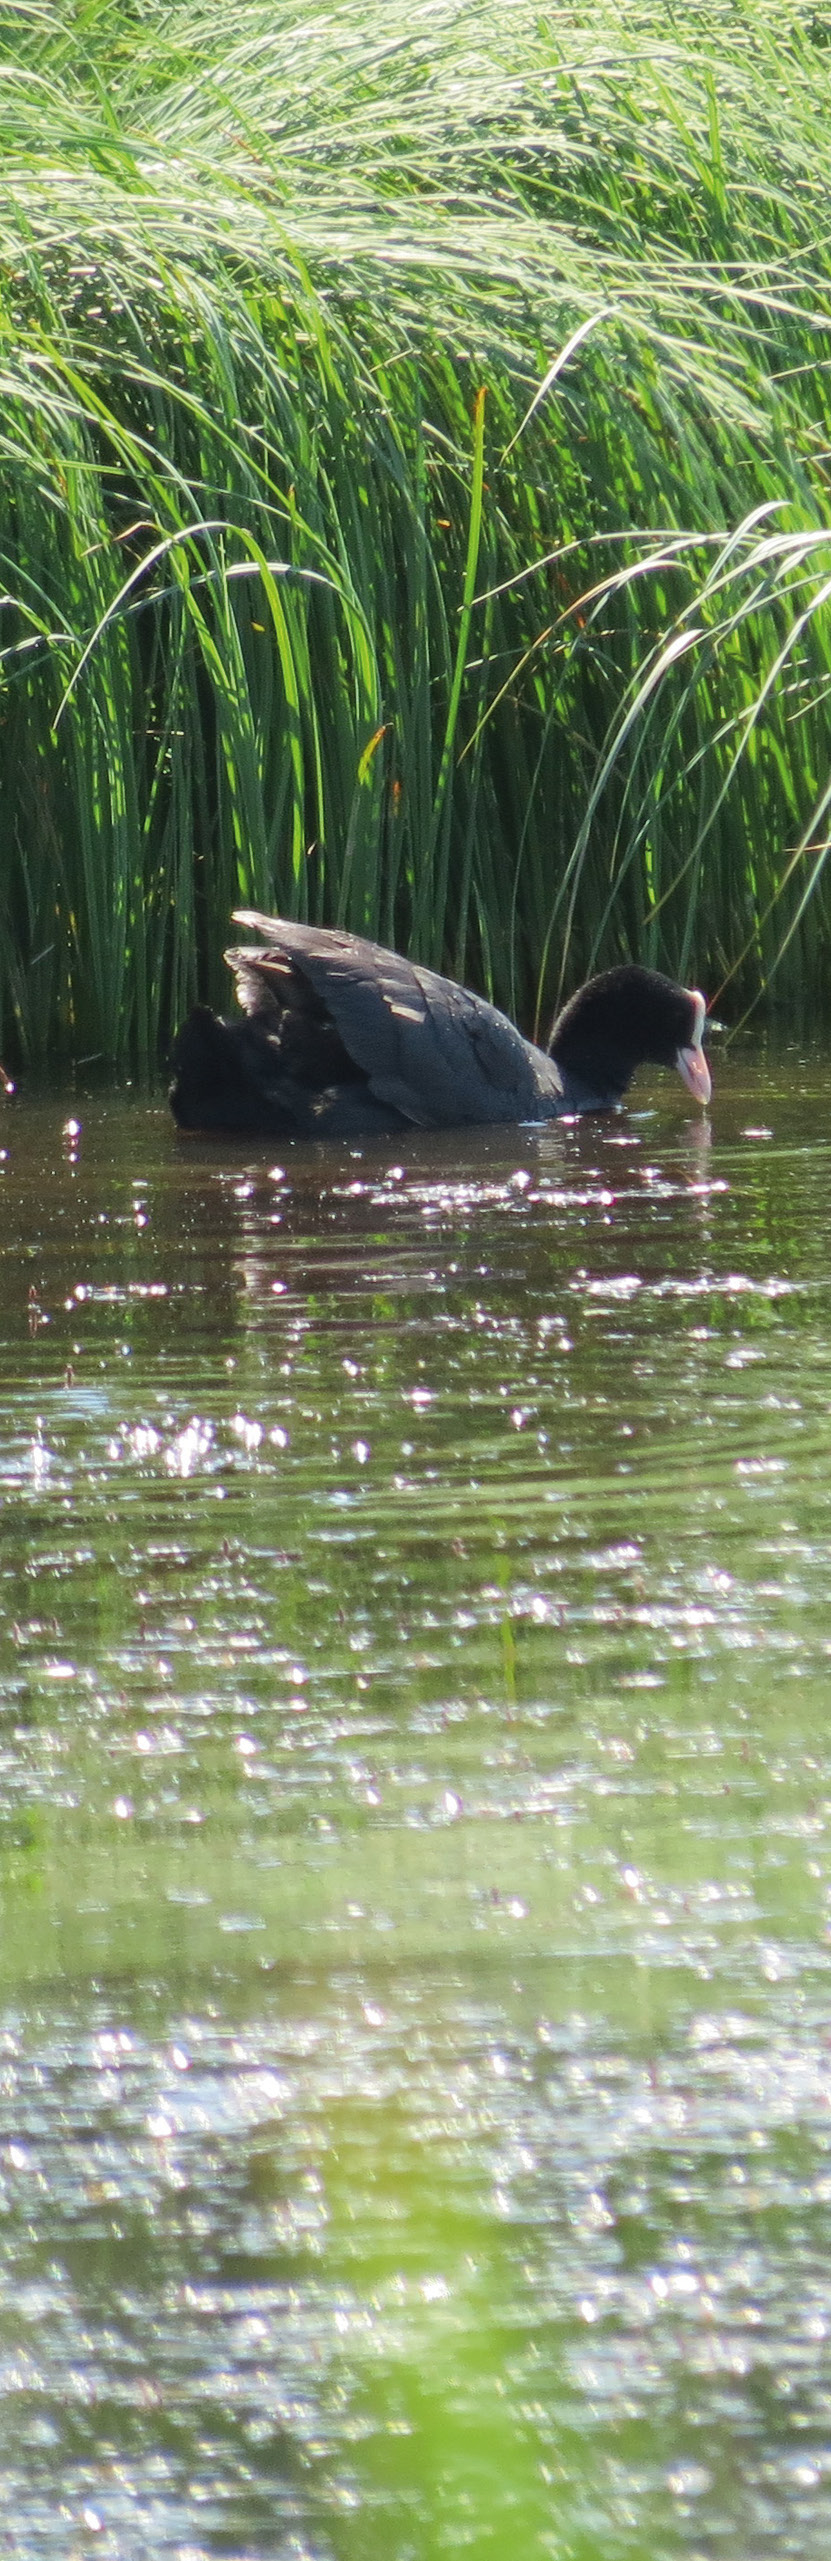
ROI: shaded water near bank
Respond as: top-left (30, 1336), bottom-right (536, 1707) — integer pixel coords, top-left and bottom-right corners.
top-left (2, 1041), bottom-right (831, 2557)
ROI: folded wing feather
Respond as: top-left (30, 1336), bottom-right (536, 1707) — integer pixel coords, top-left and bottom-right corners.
top-left (228, 913), bottom-right (564, 1127)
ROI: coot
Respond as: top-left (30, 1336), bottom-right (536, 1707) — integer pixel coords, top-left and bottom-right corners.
top-left (169, 910), bottom-right (711, 1137)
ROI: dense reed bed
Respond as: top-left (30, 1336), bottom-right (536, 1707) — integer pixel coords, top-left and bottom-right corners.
top-left (2, 0), bottom-right (831, 1060)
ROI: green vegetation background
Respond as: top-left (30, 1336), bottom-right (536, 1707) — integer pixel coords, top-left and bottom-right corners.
top-left (2, 0), bottom-right (831, 1063)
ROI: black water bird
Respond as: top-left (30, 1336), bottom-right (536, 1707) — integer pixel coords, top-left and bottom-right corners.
top-left (169, 911), bottom-right (711, 1139)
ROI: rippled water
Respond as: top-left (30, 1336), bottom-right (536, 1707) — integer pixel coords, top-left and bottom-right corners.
top-left (2, 1044), bottom-right (831, 2557)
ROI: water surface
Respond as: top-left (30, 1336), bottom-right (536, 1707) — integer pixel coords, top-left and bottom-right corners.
top-left (1, 1044), bottom-right (830, 2558)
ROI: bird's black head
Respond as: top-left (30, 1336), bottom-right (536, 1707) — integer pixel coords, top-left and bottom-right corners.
top-left (548, 964), bottom-right (711, 1109)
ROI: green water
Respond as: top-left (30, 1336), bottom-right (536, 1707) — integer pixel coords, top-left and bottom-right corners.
top-left (2, 1044), bottom-right (831, 2558)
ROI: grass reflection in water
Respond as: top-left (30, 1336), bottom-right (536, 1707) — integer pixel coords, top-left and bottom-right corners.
top-left (0, 1051), bottom-right (830, 2556)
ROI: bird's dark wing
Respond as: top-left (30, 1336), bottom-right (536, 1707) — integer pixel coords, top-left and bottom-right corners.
top-left (228, 913), bottom-right (564, 1127)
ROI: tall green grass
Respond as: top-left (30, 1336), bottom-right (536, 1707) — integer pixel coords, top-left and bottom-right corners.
top-left (2, 0), bottom-right (831, 1059)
